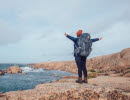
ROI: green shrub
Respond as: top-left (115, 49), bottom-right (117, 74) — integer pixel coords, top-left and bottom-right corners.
top-left (88, 72), bottom-right (97, 79)
top-left (89, 69), bottom-right (96, 72)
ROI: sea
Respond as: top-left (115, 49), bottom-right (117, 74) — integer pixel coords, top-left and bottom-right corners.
top-left (0, 64), bottom-right (75, 93)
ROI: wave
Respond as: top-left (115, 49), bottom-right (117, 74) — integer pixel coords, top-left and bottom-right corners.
top-left (21, 67), bottom-right (44, 73)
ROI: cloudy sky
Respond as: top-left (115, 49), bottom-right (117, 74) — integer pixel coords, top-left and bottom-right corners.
top-left (0, 0), bottom-right (130, 63)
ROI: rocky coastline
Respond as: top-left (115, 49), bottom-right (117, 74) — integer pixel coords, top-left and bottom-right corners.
top-left (32, 48), bottom-right (130, 77)
top-left (0, 48), bottom-right (130, 100)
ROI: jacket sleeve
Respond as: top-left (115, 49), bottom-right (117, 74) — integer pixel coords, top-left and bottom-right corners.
top-left (91, 38), bottom-right (99, 42)
top-left (66, 35), bottom-right (77, 42)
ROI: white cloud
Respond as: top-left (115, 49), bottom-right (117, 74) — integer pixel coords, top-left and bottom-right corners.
top-left (0, 0), bottom-right (130, 63)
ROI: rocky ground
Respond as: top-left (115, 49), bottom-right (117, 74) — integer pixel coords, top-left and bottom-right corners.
top-left (0, 48), bottom-right (130, 100)
top-left (0, 75), bottom-right (130, 100)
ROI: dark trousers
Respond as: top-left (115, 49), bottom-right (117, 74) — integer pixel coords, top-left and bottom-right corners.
top-left (75, 55), bottom-right (87, 78)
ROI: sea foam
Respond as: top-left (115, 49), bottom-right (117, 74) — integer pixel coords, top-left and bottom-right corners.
top-left (21, 67), bottom-right (44, 73)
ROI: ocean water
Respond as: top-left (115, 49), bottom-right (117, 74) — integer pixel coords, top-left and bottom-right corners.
top-left (0, 64), bottom-right (75, 93)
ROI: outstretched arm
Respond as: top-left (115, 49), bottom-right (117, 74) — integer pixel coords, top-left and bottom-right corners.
top-left (91, 38), bottom-right (102, 42)
top-left (64, 33), bottom-right (77, 42)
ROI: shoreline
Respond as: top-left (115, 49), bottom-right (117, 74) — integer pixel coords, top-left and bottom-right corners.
top-left (0, 67), bottom-right (76, 93)
top-left (0, 48), bottom-right (130, 100)
top-left (0, 67), bottom-right (130, 100)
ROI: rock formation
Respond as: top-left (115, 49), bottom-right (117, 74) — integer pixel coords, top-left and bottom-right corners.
top-left (0, 69), bottom-right (4, 75)
top-left (87, 48), bottom-right (130, 73)
top-left (32, 48), bottom-right (130, 77)
top-left (0, 76), bottom-right (129, 100)
top-left (6, 66), bottom-right (22, 74)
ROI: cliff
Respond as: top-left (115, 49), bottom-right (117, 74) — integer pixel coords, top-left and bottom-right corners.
top-left (32, 48), bottom-right (130, 77)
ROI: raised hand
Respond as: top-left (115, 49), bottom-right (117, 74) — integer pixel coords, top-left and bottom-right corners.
top-left (99, 38), bottom-right (103, 40)
top-left (64, 33), bottom-right (68, 36)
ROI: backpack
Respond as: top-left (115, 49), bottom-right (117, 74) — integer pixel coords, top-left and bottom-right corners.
top-left (74, 33), bottom-right (92, 57)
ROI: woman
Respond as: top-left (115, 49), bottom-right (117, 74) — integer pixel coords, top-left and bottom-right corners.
top-left (65, 30), bottom-right (102, 84)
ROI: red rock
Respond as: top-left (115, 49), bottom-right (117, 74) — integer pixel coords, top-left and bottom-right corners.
top-left (33, 48), bottom-right (130, 77)
top-left (6, 66), bottom-right (22, 74)
top-left (0, 69), bottom-right (4, 75)
top-left (1, 76), bottom-right (130, 100)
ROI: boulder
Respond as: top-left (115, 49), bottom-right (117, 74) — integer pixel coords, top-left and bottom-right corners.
top-left (0, 69), bottom-right (5, 75)
top-left (6, 66), bottom-right (22, 74)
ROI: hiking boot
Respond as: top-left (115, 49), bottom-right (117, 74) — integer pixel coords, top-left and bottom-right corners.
top-left (82, 77), bottom-right (88, 83)
top-left (75, 78), bottom-right (82, 84)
